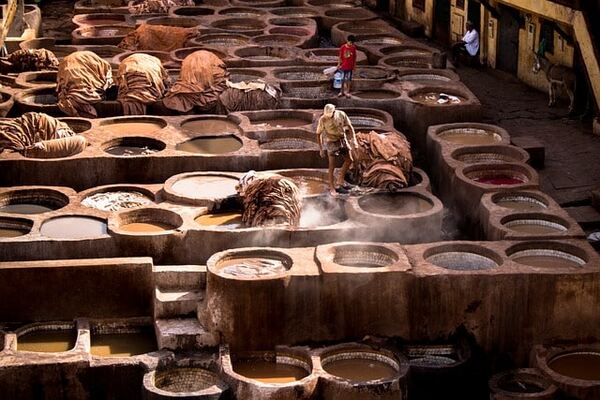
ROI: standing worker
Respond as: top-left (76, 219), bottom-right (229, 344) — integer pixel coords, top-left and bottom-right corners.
top-left (337, 35), bottom-right (357, 98)
top-left (316, 104), bottom-right (358, 195)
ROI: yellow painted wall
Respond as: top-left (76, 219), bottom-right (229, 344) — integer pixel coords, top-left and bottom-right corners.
top-left (516, 14), bottom-right (575, 94)
top-left (393, 0), bottom-right (434, 37)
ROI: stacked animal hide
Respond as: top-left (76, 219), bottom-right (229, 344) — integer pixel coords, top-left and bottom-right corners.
top-left (0, 112), bottom-right (87, 158)
top-left (0, 112), bottom-right (75, 152)
top-left (116, 53), bottom-right (170, 115)
top-left (236, 172), bottom-right (301, 227)
top-left (217, 80), bottom-right (280, 113)
top-left (128, 0), bottom-right (195, 14)
top-left (56, 51), bottom-right (113, 117)
top-left (350, 130), bottom-right (413, 192)
top-left (118, 24), bottom-right (199, 53)
top-left (1, 49), bottom-right (59, 73)
top-left (163, 50), bottom-right (228, 112)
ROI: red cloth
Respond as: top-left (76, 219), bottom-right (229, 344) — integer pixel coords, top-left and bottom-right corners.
top-left (339, 43), bottom-right (357, 71)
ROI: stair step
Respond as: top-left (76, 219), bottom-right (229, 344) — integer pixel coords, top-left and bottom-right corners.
top-left (155, 318), bottom-right (217, 350)
top-left (153, 265), bottom-right (206, 290)
top-left (154, 288), bottom-right (204, 319)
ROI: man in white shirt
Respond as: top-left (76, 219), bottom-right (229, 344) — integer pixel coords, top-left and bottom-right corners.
top-left (451, 21), bottom-right (479, 67)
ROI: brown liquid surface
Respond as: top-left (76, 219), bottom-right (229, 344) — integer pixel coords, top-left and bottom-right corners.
top-left (412, 92), bottom-right (465, 105)
top-left (507, 223), bottom-right (563, 235)
top-left (171, 176), bottom-right (238, 199)
top-left (105, 145), bottom-right (159, 156)
top-left (513, 255), bottom-right (582, 268)
top-left (104, 122), bottom-right (164, 135)
top-left (91, 332), bottom-right (156, 357)
top-left (176, 137), bottom-right (242, 154)
top-left (40, 216), bottom-right (107, 239)
top-left (181, 119), bottom-right (239, 134)
top-left (549, 352), bottom-right (600, 381)
top-left (233, 360), bottom-right (308, 384)
top-left (355, 90), bottom-right (399, 99)
top-left (496, 200), bottom-right (546, 211)
top-left (195, 212), bottom-right (243, 229)
top-left (360, 194), bottom-right (432, 215)
top-left (120, 222), bottom-right (174, 233)
top-left (0, 227), bottom-right (29, 237)
top-left (254, 118), bottom-right (309, 128)
top-left (439, 132), bottom-right (499, 145)
top-left (18, 330), bottom-right (76, 352)
top-left (81, 19), bottom-right (125, 26)
top-left (218, 257), bottom-right (288, 277)
top-left (31, 80), bottom-right (56, 85)
top-left (293, 177), bottom-right (328, 196)
top-left (324, 358), bottom-right (397, 381)
top-left (0, 204), bottom-right (53, 214)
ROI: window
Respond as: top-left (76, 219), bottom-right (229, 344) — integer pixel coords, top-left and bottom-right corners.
top-left (456, 0), bottom-right (465, 10)
top-left (413, 0), bottom-right (425, 11)
top-left (540, 20), bottom-right (554, 55)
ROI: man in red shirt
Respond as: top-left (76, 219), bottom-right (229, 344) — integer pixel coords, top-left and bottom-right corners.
top-left (337, 35), bottom-right (357, 98)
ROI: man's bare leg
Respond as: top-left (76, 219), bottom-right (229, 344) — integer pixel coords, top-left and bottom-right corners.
top-left (337, 156), bottom-right (352, 187)
top-left (328, 154), bottom-right (337, 195)
top-left (344, 80), bottom-right (351, 97)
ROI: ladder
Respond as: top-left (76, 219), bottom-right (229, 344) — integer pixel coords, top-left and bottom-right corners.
top-left (0, 0), bottom-right (24, 56)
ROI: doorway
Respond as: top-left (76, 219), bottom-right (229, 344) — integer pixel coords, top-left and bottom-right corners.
top-left (467, 0), bottom-right (481, 32)
top-left (433, 0), bottom-right (451, 47)
top-left (496, 4), bottom-right (520, 74)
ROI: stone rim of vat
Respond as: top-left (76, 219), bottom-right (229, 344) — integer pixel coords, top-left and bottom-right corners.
top-left (0, 188), bottom-right (70, 214)
top-left (532, 344), bottom-right (600, 388)
top-left (423, 243), bottom-right (504, 271)
top-left (190, 33), bottom-right (251, 48)
top-left (217, 6), bottom-right (270, 17)
top-left (354, 33), bottom-right (405, 48)
top-left (144, 366), bottom-right (229, 397)
top-left (407, 85), bottom-right (472, 105)
top-left (144, 16), bottom-right (203, 28)
top-left (14, 321), bottom-right (78, 354)
top-left (428, 123), bottom-right (511, 158)
top-left (71, 12), bottom-right (132, 27)
top-left (231, 0), bottom-right (285, 7)
top-left (220, 345), bottom-right (317, 389)
top-left (396, 69), bottom-right (457, 83)
top-left (269, 7), bottom-right (320, 17)
top-left (242, 109), bottom-right (314, 128)
top-left (316, 343), bottom-right (408, 384)
top-left (169, 6), bottom-right (216, 18)
top-left (72, 25), bottom-right (135, 39)
top-left (267, 17), bottom-right (316, 28)
top-left (450, 144), bottom-right (530, 165)
top-left (102, 136), bottom-right (167, 157)
top-left (323, 7), bottom-right (376, 19)
top-left (489, 368), bottom-right (557, 397)
top-left (352, 87), bottom-right (403, 100)
top-left (210, 17), bottom-right (268, 32)
top-left (500, 213), bottom-right (570, 235)
top-left (15, 71), bottom-right (57, 89)
top-left (227, 67), bottom-right (268, 83)
top-left (58, 117), bottom-right (93, 133)
top-left (506, 241), bottom-right (589, 269)
top-left (251, 34), bottom-right (304, 47)
top-left (380, 54), bottom-right (433, 69)
top-left (109, 207), bottom-right (183, 236)
top-left (0, 216), bottom-right (34, 239)
top-left (163, 171), bottom-right (241, 206)
top-left (307, 0), bottom-right (362, 7)
top-left (379, 44), bottom-right (433, 56)
top-left (459, 162), bottom-right (538, 188)
top-left (341, 107), bottom-right (394, 128)
top-left (316, 242), bottom-right (410, 273)
top-left (207, 248), bottom-right (294, 280)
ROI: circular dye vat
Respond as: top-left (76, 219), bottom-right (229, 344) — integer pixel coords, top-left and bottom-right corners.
top-left (212, 18), bottom-right (267, 32)
top-left (0, 204), bottom-right (53, 214)
top-left (120, 222), bottom-right (175, 233)
top-left (260, 138), bottom-right (318, 151)
top-left (333, 244), bottom-right (399, 268)
top-left (195, 211), bottom-right (243, 229)
top-left (176, 136), bottom-right (243, 155)
top-left (217, 255), bottom-right (290, 278)
top-left (181, 118), bottom-right (240, 134)
top-left (251, 117), bottom-right (310, 128)
top-left (103, 136), bottom-right (165, 156)
top-left (299, 198), bottom-right (346, 228)
top-left (154, 367), bottom-right (222, 393)
top-left (494, 194), bottom-right (548, 211)
top-left (0, 217), bottom-right (33, 238)
top-left (399, 73), bottom-right (451, 82)
top-left (40, 216), bottom-right (107, 239)
top-left (510, 248), bottom-right (586, 269)
top-left (100, 119), bottom-right (166, 135)
top-left (17, 329), bottom-right (76, 353)
top-left (218, 7), bottom-right (266, 17)
top-left (549, 351), bottom-right (600, 381)
top-left (253, 34), bottom-right (301, 47)
top-left (359, 193), bottom-right (433, 216)
top-left (105, 145), bottom-right (160, 156)
top-left (357, 37), bottom-right (402, 46)
top-left (193, 34), bottom-right (249, 47)
top-left (454, 151), bottom-right (524, 164)
top-left (354, 89), bottom-right (400, 99)
top-left (59, 118), bottom-right (92, 133)
top-left (90, 329), bottom-right (156, 357)
top-left (473, 176), bottom-right (525, 185)
top-left (20, 91), bottom-right (57, 105)
top-left (348, 115), bottom-right (385, 128)
top-left (82, 191), bottom-right (153, 212)
top-left (426, 249), bottom-right (500, 271)
top-left (322, 352), bottom-right (398, 382)
top-left (270, 7), bottom-right (318, 18)
top-left (412, 92), bottom-right (466, 105)
top-left (233, 359), bottom-right (308, 384)
top-left (290, 176), bottom-right (328, 196)
top-left (171, 175), bottom-right (238, 199)
top-left (410, 355), bottom-right (457, 366)
top-left (438, 128), bottom-right (502, 145)
top-left (503, 218), bottom-right (567, 235)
